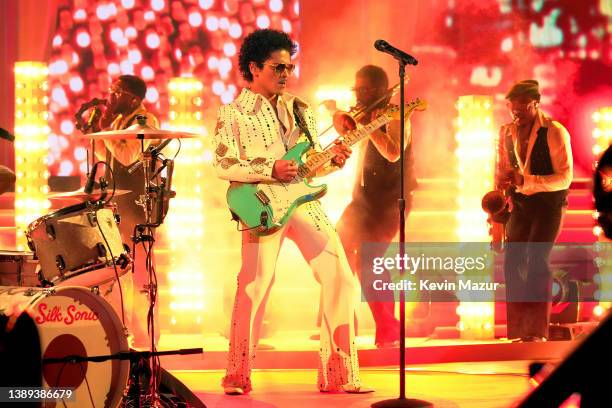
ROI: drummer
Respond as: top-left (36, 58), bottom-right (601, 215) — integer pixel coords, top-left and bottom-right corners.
top-left (87, 74), bottom-right (160, 348)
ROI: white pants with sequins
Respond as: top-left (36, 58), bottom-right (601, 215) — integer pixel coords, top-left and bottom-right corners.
top-left (222, 201), bottom-right (362, 392)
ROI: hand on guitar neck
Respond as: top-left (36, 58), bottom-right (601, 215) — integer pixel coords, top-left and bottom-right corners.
top-left (272, 159), bottom-right (299, 182)
top-left (330, 140), bottom-right (352, 168)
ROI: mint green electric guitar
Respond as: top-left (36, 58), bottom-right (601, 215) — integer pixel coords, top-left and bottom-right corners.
top-left (227, 99), bottom-right (427, 235)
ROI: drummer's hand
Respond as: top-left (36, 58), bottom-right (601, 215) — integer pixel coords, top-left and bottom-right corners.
top-left (272, 159), bottom-right (299, 182)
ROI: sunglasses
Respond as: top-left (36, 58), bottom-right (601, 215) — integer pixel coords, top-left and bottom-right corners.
top-left (263, 63), bottom-right (296, 75)
top-left (506, 100), bottom-right (538, 112)
top-left (108, 86), bottom-right (139, 99)
top-left (351, 86), bottom-right (383, 94)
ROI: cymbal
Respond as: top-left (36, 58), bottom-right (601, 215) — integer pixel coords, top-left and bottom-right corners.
top-left (83, 122), bottom-right (201, 140)
top-left (48, 187), bottom-right (132, 200)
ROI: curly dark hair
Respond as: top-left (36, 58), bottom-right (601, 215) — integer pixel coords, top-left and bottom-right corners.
top-left (238, 29), bottom-right (297, 82)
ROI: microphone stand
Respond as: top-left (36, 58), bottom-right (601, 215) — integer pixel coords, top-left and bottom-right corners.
top-left (43, 348), bottom-right (204, 365)
top-left (371, 58), bottom-right (432, 408)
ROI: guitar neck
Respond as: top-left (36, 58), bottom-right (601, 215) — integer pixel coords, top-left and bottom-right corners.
top-left (304, 113), bottom-right (393, 171)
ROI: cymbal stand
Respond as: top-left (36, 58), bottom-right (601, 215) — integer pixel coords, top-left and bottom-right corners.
top-left (131, 120), bottom-right (176, 407)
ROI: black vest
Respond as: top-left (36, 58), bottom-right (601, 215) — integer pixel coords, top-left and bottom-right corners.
top-left (353, 140), bottom-right (417, 207)
top-left (529, 127), bottom-right (554, 175)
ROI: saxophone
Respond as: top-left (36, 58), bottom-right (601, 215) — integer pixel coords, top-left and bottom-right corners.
top-left (481, 123), bottom-right (516, 252)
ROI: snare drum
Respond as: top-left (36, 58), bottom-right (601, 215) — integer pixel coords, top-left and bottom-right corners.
top-left (0, 250), bottom-right (39, 286)
top-left (0, 285), bottom-right (129, 408)
top-left (26, 202), bottom-right (130, 287)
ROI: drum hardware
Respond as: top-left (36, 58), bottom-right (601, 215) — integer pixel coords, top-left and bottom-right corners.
top-left (97, 242), bottom-right (108, 257)
top-left (46, 224), bottom-right (56, 240)
top-left (118, 117), bottom-right (181, 406)
top-left (68, 114), bottom-right (192, 406)
top-left (55, 255), bottom-right (66, 272)
top-left (0, 251), bottom-right (39, 287)
top-left (37, 272), bottom-right (52, 288)
top-left (42, 347), bottom-right (204, 408)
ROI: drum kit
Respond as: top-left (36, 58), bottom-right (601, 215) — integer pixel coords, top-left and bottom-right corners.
top-left (0, 119), bottom-right (204, 407)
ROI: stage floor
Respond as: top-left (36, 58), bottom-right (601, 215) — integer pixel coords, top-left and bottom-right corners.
top-left (158, 331), bottom-right (577, 370)
top-left (169, 360), bottom-right (536, 408)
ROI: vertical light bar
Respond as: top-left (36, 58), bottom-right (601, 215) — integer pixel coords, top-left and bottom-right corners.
top-left (455, 95), bottom-right (495, 339)
top-left (167, 77), bottom-right (206, 330)
top-left (592, 106), bottom-right (612, 316)
top-left (593, 242), bottom-right (611, 318)
top-left (14, 62), bottom-right (50, 250)
top-left (591, 106), bottom-right (611, 160)
top-left (455, 95), bottom-right (495, 240)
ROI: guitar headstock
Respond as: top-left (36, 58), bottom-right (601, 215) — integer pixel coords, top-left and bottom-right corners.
top-left (383, 98), bottom-right (428, 120)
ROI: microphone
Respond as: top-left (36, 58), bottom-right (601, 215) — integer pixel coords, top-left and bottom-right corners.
top-left (157, 160), bottom-right (175, 224)
top-left (127, 139), bottom-right (173, 174)
top-left (0, 128), bottom-right (15, 142)
top-left (165, 160), bottom-right (174, 195)
top-left (374, 40), bottom-right (418, 65)
top-left (149, 138), bottom-right (173, 157)
top-left (84, 162), bottom-right (100, 194)
top-left (86, 107), bottom-right (101, 129)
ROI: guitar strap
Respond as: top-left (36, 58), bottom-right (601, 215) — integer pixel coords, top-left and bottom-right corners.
top-left (292, 102), bottom-right (315, 148)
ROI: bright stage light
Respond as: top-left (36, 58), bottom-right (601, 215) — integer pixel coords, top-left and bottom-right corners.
top-left (146, 32), bottom-right (161, 49)
top-left (223, 42), bottom-right (236, 56)
top-left (107, 62), bottom-right (120, 76)
top-left (189, 10), bottom-right (203, 27)
top-left (146, 87), bottom-right (159, 103)
top-left (256, 14), bottom-right (271, 28)
top-left (52, 34), bottom-right (62, 47)
top-left (151, 0), bottom-right (165, 12)
top-left (141, 65), bottom-right (155, 80)
top-left (229, 22), bottom-right (242, 38)
top-left (206, 15), bottom-right (219, 31)
top-left (166, 77), bottom-right (207, 330)
top-left (14, 61), bottom-right (50, 250)
top-left (74, 9), bottom-right (86, 21)
top-left (269, 0), bottom-right (283, 12)
top-left (49, 59), bottom-right (68, 75)
top-left (455, 95), bottom-right (496, 340)
top-left (128, 49), bottom-right (142, 64)
top-left (199, 0), bottom-right (214, 10)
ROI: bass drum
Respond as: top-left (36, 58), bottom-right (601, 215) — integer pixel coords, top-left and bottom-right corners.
top-left (0, 286), bottom-right (129, 408)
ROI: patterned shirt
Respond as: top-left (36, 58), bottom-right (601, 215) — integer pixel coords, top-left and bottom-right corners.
top-left (213, 87), bottom-right (332, 183)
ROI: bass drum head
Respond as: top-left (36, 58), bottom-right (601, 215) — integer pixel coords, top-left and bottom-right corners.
top-left (0, 286), bottom-right (129, 408)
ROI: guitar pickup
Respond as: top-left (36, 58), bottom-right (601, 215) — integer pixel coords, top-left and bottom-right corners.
top-left (255, 190), bottom-right (270, 205)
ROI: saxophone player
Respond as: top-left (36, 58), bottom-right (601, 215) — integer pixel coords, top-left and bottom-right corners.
top-left (501, 80), bottom-right (573, 342)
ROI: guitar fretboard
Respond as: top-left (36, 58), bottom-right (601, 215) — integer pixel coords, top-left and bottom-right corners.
top-left (303, 110), bottom-right (397, 172)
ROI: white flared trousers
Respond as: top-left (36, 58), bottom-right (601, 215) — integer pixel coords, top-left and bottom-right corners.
top-left (222, 201), bottom-right (361, 392)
